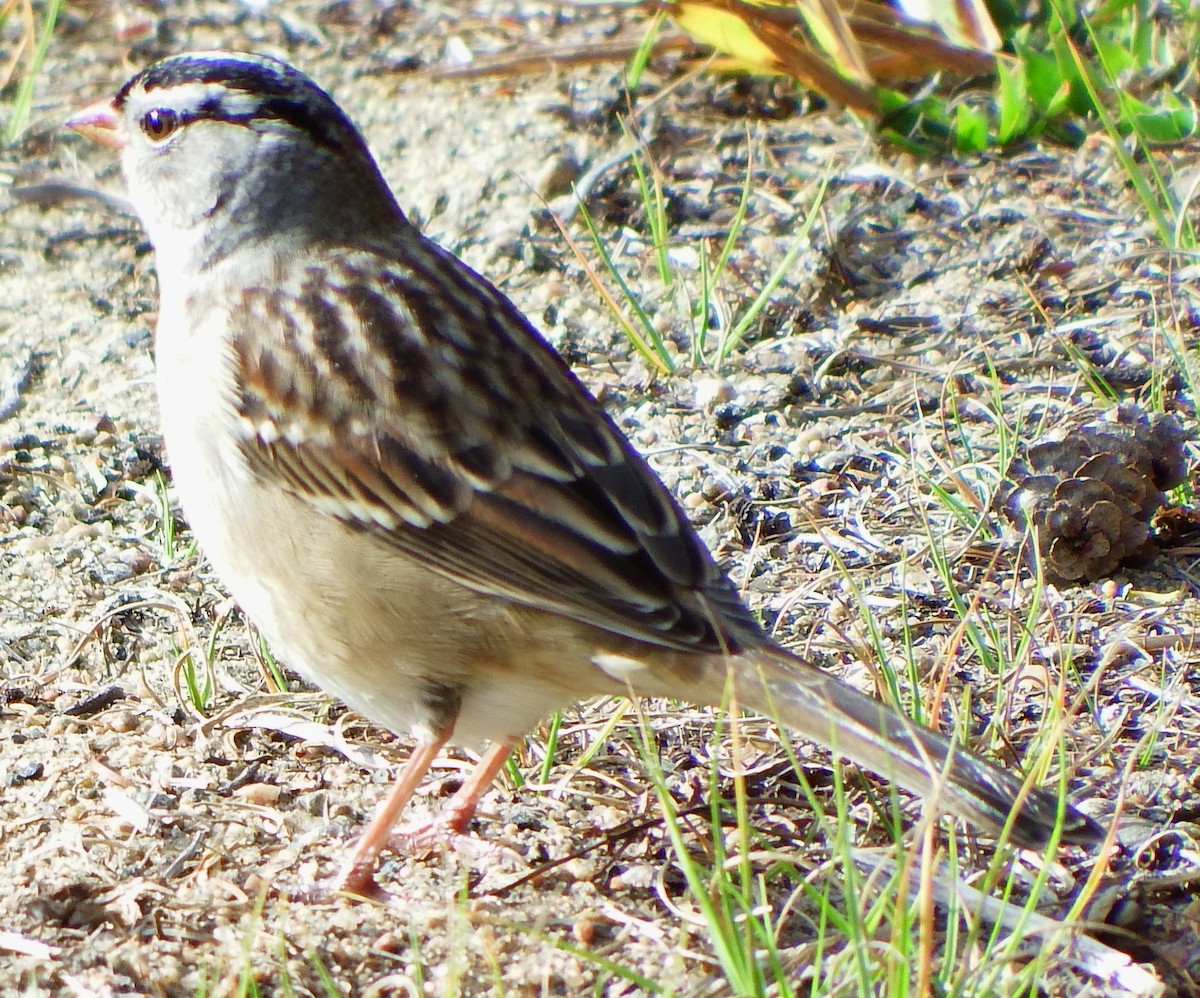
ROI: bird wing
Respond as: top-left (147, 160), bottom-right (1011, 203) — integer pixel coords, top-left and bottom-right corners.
top-left (226, 239), bottom-right (758, 654)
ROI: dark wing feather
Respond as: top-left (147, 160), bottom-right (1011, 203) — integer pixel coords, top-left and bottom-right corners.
top-left (228, 238), bottom-right (758, 653)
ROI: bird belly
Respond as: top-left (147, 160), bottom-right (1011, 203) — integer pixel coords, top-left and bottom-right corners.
top-left (155, 330), bottom-right (579, 745)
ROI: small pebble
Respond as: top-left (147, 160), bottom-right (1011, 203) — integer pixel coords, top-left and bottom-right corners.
top-left (572, 911), bottom-right (598, 944)
top-left (534, 153), bottom-right (579, 200)
top-left (146, 723), bottom-right (179, 750)
top-left (693, 377), bottom-right (736, 408)
top-left (233, 782), bottom-right (282, 806)
top-left (106, 710), bottom-right (138, 733)
top-left (47, 715), bottom-right (79, 737)
top-left (119, 548), bottom-right (155, 574)
top-left (564, 858), bottom-right (597, 881)
top-left (8, 762), bottom-right (44, 785)
top-left (372, 931), bottom-right (403, 955)
top-left (712, 402), bottom-right (745, 429)
top-left (243, 872), bottom-right (269, 895)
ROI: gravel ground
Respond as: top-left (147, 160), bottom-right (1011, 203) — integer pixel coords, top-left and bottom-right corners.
top-left (3, 2), bottom-right (1200, 995)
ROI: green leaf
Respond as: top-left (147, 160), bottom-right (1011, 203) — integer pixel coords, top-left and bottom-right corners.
top-left (995, 59), bottom-right (1031, 144)
top-left (1050, 33), bottom-right (1098, 117)
top-left (953, 102), bottom-right (990, 152)
top-left (1128, 98), bottom-right (1200, 144)
top-left (1014, 38), bottom-right (1070, 115)
top-left (1093, 34), bottom-right (1136, 77)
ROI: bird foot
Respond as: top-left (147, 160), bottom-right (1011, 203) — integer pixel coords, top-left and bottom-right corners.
top-left (327, 820), bottom-right (526, 901)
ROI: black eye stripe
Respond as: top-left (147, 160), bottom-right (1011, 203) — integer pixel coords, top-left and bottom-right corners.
top-left (136, 101), bottom-right (349, 153)
top-left (116, 54), bottom-right (351, 152)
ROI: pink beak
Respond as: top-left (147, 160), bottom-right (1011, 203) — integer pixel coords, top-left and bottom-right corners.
top-left (65, 99), bottom-right (124, 150)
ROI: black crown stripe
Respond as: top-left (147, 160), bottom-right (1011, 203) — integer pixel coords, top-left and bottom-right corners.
top-left (116, 54), bottom-right (351, 152)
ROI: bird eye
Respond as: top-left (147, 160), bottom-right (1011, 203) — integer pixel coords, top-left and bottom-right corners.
top-left (140, 108), bottom-right (179, 142)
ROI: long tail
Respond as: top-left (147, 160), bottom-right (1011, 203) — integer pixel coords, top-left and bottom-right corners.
top-left (732, 646), bottom-right (1102, 849)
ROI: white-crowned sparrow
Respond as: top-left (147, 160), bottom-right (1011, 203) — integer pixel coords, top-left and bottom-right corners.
top-left (66, 51), bottom-right (1101, 897)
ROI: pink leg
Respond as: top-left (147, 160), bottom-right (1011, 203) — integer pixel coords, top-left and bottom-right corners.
top-left (336, 732), bottom-right (450, 898)
top-left (440, 739), bottom-right (516, 834)
top-left (335, 736), bottom-right (517, 899)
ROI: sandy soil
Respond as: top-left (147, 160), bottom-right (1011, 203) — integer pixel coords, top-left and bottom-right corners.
top-left (2, 2), bottom-right (1199, 995)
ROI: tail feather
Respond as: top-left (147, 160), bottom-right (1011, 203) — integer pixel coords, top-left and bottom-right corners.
top-left (734, 647), bottom-right (1102, 849)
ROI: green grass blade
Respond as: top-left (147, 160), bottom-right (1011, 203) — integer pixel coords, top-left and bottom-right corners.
top-left (3, 0), bottom-right (62, 146)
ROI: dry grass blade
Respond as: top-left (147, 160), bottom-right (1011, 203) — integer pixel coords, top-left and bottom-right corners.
top-left (661, 0), bottom-right (1001, 111)
top-left (847, 3), bottom-right (997, 79)
top-left (0, 930), bottom-right (58, 960)
top-left (666, 0), bottom-right (879, 112)
top-left (0, 0), bottom-right (33, 91)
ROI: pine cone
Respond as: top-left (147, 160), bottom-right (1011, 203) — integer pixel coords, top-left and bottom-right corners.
top-left (997, 406), bottom-right (1189, 581)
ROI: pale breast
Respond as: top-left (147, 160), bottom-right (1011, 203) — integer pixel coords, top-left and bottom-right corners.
top-left (152, 292), bottom-right (575, 745)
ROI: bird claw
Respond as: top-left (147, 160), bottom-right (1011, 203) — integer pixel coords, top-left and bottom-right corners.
top-left (319, 820), bottom-right (528, 902)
